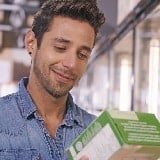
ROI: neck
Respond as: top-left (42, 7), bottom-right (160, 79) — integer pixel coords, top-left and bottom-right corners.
top-left (27, 77), bottom-right (68, 119)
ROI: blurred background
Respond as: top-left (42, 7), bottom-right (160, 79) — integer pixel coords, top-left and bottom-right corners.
top-left (1, 0), bottom-right (160, 119)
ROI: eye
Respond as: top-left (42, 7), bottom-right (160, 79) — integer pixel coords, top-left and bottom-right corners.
top-left (78, 51), bottom-right (89, 60)
top-left (54, 46), bottom-right (66, 52)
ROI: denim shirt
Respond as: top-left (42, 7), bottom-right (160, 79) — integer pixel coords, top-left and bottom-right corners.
top-left (0, 78), bottom-right (96, 160)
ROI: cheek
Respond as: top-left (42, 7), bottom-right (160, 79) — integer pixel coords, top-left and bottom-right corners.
top-left (33, 51), bottom-right (47, 70)
top-left (36, 49), bottom-right (52, 65)
top-left (77, 62), bottom-right (87, 77)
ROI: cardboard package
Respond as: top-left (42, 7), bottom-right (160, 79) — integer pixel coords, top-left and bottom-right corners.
top-left (67, 110), bottom-right (160, 160)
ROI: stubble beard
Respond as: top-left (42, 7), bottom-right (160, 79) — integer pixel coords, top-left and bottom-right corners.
top-left (33, 61), bottom-right (74, 99)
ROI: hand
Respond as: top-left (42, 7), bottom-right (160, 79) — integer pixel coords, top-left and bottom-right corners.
top-left (79, 155), bottom-right (89, 160)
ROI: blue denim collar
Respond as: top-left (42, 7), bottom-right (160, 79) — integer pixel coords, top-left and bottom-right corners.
top-left (18, 77), bottom-right (84, 127)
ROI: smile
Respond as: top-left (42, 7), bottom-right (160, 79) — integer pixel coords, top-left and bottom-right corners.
top-left (52, 70), bottom-right (74, 83)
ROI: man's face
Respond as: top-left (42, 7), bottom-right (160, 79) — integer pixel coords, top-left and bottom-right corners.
top-left (31, 16), bottom-right (95, 98)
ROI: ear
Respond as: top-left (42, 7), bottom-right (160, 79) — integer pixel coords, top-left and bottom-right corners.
top-left (24, 30), bottom-right (37, 56)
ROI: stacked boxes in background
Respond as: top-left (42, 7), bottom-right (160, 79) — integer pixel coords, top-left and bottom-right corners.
top-left (67, 110), bottom-right (160, 160)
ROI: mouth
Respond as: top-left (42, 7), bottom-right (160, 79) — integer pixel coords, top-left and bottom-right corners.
top-left (52, 69), bottom-right (75, 83)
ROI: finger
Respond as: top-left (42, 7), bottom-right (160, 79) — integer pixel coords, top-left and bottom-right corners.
top-left (79, 155), bottom-right (89, 160)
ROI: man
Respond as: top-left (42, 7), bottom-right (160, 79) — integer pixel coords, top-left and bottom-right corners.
top-left (0, 0), bottom-right (105, 159)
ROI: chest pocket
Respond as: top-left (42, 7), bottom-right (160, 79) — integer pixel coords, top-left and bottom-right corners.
top-left (0, 149), bottom-right (41, 160)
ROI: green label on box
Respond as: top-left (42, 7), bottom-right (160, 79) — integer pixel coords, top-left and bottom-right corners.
top-left (111, 111), bottom-right (160, 145)
top-left (66, 110), bottom-right (160, 160)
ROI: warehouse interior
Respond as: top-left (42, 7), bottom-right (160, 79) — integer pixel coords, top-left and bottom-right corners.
top-left (0, 0), bottom-right (160, 119)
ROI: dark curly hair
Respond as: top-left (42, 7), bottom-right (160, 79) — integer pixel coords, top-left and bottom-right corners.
top-left (32, 0), bottom-right (105, 47)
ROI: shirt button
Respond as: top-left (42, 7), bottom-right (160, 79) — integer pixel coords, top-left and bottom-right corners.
top-left (58, 134), bottom-right (62, 139)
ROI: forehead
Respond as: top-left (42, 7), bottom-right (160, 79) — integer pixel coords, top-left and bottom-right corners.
top-left (44, 16), bottom-right (95, 47)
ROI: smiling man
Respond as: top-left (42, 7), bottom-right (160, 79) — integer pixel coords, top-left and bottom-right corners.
top-left (0, 0), bottom-right (105, 159)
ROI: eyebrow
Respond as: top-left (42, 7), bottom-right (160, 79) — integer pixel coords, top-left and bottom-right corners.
top-left (53, 37), bottom-right (70, 43)
top-left (80, 46), bottom-right (92, 53)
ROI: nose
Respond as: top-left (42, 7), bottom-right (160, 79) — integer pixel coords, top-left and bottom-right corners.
top-left (62, 52), bottom-right (77, 69)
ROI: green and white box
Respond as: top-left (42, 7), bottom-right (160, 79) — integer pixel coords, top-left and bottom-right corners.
top-left (67, 110), bottom-right (160, 160)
